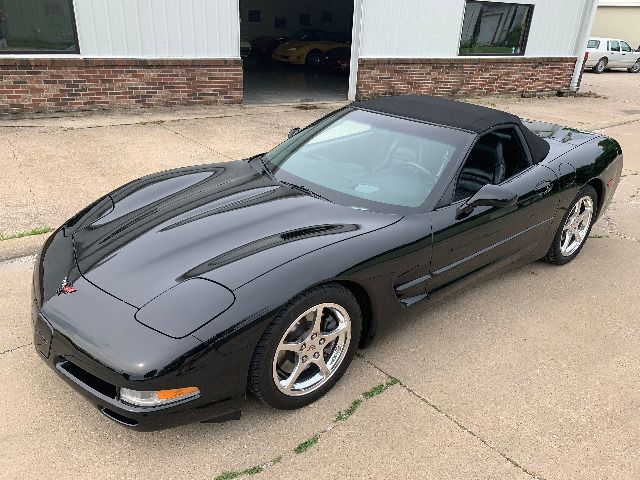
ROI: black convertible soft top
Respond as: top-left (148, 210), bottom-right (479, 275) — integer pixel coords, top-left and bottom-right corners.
top-left (352, 95), bottom-right (550, 163)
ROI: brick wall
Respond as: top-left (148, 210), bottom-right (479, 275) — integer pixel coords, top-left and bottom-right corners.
top-left (0, 58), bottom-right (242, 114)
top-left (356, 57), bottom-right (577, 99)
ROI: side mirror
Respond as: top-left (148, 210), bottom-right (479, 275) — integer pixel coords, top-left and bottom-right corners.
top-left (456, 184), bottom-right (518, 220)
top-left (288, 127), bottom-right (301, 138)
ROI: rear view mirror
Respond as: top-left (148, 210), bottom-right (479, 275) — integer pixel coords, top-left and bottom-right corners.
top-left (288, 127), bottom-right (301, 138)
top-left (456, 184), bottom-right (517, 220)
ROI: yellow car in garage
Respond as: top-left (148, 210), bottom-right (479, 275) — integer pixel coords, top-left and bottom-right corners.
top-left (272, 30), bottom-right (350, 67)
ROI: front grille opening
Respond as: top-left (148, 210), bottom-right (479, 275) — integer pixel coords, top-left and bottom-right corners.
top-left (58, 358), bottom-right (117, 399)
top-left (101, 408), bottom-right (138, 427)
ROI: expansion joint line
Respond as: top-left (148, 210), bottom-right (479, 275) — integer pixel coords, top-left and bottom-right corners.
top-left (358, 355), bottom-right (548, 480)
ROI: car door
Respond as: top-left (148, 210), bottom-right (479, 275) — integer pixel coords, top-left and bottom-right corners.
top-left (425, 128), bottom-right (559, 297)
top-left (608, 40), bottom-right (622, 67)
top-left (619, 41), bottom-right (636, 67)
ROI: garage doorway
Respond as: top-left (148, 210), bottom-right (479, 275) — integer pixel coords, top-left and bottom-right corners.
top-left (240, 0), bottom-right (355, 104)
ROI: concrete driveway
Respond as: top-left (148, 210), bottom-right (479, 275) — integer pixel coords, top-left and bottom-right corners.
top-left (1, 71), bottom-right (639, 480)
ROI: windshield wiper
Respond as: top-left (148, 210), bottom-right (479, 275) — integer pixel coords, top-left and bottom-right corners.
top-left (279, 180), bottom-right (332, 203)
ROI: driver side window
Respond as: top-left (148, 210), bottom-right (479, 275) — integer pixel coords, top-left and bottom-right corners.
top-left (452, 127), bottom-right (530, 203)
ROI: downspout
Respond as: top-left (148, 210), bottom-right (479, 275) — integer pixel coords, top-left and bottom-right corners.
top-left (570, 0), bottom-right (599, 92)
top-left (348, 0), bottom-right (365, 101)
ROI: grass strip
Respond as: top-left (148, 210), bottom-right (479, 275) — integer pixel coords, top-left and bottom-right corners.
top-left (335, 399), bottom-right (362, 422)
top-left (362, 377), bottom-right (400, 399)
top-left (214, 466), bottom-right (264, 480)
top-left (0, 227), bottom-right (53, 241)
top-left (294, 434), bottom-right (319, 454)
top-left (213, 375), bottom-right (401, 479)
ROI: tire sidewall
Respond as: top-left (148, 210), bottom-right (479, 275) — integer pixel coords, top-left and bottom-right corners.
top-left (249, 284), bottom-right (362, 409)
top-left (547, 185), bottom-right (598, 265)
top-left (305, 50), bottom-right (322, 67)
top-left (629, 61), bottom-right (640, 73)
top-left (594, 58), bottom-right (607, 73)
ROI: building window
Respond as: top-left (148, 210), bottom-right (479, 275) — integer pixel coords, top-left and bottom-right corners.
top-left (274, 17), bottom-right (287, 29)
top-left (248, 10), bottom-right (260, 23)
top-left (299, 14), bottom-right (311, 27)
top-left (321, 10), bottom-right (333, 22)
top-left (459, 1), bottom-right (533, 56)
top-left (0, 0), bottom-right (79, 54)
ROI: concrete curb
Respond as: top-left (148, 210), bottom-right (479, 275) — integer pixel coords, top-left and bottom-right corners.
top-left (0, 234), bottom-right (49, 263)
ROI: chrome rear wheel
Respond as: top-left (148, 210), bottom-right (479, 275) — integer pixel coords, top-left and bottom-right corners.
top-left (560, 196), bottom-right (594, 257)
top-left (545, 185), bottom-right (597, 265)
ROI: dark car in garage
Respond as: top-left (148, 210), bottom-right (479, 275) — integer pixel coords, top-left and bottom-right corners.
top-left (320, 47), bottom-right (351, 73)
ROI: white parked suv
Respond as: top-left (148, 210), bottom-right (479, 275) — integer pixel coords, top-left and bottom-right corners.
top-left (585, 37), bottom-right (640, 73)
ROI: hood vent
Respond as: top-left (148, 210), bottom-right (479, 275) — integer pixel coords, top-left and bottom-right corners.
top-left (179, 224), bottom-right (360, 280)
top-left (280, 225), bottom-right (341, 240)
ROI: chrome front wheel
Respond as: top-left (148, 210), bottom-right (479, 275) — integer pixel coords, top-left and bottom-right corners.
top-left (560, 196), bottom-right (594, 257)
top-left (272, 303), bottom-right (351, 397)
top-left (249, 284), bottom-right (361, 409)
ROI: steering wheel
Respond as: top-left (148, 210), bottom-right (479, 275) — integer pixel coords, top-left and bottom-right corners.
top-left (400, 162), bottom-right (436, 182)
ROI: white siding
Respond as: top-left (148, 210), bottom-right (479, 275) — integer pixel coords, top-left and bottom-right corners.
top-left (360, 0), bottom-right (591, 58)
top-left (73, 0), bottom-right (239, 58)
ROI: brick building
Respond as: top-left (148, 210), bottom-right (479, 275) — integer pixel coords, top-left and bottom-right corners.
top-left (0, 0), bottom-right (599, 113)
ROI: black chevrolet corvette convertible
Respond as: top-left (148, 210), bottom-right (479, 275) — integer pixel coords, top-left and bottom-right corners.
top-left (32, 96), bottom-right (622, 430)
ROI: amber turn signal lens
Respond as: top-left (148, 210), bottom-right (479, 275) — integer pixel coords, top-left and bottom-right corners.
top-left (156, 386), bottom-right (200, 400)
top-left (120, 386), bottom-right (200, 407)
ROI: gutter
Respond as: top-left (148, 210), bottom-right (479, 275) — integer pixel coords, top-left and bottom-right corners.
top-left (571, 0), bottom-right (600, 92)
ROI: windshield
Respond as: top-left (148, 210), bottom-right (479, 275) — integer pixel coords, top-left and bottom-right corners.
top-left (294, 30), bottom-right (322, 41)
top-left (264, 108), bottom-right (472, 213)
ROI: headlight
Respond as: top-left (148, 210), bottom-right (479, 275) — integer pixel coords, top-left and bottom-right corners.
top-left (120, 386), bottom-right (200, 407)
top-left (135, 278), bottom-right (235, 338)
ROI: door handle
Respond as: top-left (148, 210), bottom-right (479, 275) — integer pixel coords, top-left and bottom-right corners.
top-left (535, 180), bottom-right (552, 195)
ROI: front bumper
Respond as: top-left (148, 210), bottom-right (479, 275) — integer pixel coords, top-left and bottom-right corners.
top-left (272, 51), bottom-right (305, 64)
top-left (34, 321), bottom-right (242, 430)
top-left (33, 304), bottom-right (245, 430)
top-left (31, 231), bottom-right (249, 430)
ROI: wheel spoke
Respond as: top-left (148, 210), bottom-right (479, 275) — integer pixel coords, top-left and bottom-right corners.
top-left (316, 357), bottom-right (331, 377)
top-left (311, 305), bottom-right (324, 334)
top-left (561, 232), bottom-right (573, 251)
top-left (578, 210), bottom-right (592, 224)
top-left (569, 203), bottom-right (580, 218)
top-left (279, 341), bottom-right (304, 353)
top-left (321, 323), bottom-right (347, 344)
top-left (282, 357), bottom-right (308, 391)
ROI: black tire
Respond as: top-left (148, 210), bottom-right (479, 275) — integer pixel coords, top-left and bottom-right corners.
top-left (249, 283), bottom-right (362, 409)
top-left (545, 185), bottom-right (598, 265)
top-left (592, 58), bottom-right (607, 74)
top-left (305, 49), bottom-right (323, 68)
top-left (628, 61), bottom-right (640, 73)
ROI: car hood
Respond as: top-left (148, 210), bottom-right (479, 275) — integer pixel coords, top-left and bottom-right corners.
top-left (72, 160), bottom-right (401, 308)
